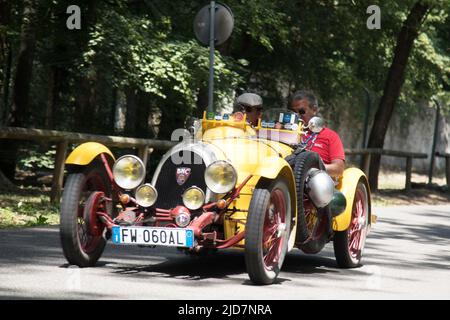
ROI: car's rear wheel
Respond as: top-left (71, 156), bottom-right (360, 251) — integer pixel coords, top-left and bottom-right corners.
top-left (294, 151), bottom-right (328, 253)
top-left (60, 161), bottom-right (112, 267)
top-left (245, 178), bottom-right (291, 285)
top-left (333, 180), bottom-right (369, 267)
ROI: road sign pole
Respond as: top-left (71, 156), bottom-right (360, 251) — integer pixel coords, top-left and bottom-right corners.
top-left (208, 1), bottom-right (215, 113)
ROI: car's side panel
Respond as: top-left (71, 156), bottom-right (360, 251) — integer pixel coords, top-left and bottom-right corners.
top-left (223, 161), bottom-right (298, 251)
top-left (333, 167), bottom-right (370, 231)
top-left (205, 135), bottom-right (299, 249)
top-left (65, 142), bottom-right (115, 165)
top-left (259, 139), bottom-right (294, 159)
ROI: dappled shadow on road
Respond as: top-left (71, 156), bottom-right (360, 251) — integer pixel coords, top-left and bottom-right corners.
top-left (370, 218), bottom-right (450, 244)
top-left (283, 251), bottom-right (338, 274)
top-left (0, 227), bottom-right (64, 267)
top-left (112, 250), bottom-right (247, 282)
top-left (111, 248), bottom-right (339, 284)
top-left (0, 287), bottom-right (116, 300)
top-left (2, 206), bottom-right (450, 292)
top-left (364, 209), bottom-right (450, 270)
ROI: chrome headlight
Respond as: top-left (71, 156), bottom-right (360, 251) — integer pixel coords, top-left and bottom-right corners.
top-left (182, 186), bottom-right (205, 210)
top-left (135, 184), bottom-right (158, 207)
top-left (113, 155), bottom-right (146, 190)
top-left (204, 160), bottom-right (237, 194)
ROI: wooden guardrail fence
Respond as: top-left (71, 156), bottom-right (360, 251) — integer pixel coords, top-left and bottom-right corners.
top-left (345, 148), bottom-right (428, 190)
top-left (0, 127), bottom-right (176, 203)
top-left (0, 127), bottom-right (444, 203)
top-left (435, 152), bottom-right (450, 189)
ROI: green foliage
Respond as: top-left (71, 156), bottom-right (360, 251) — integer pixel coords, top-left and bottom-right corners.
top-left (1, 0), bottom-right (449, 137)
top-left (19, 149), bottom-right (56, 170)
top-left (79, 6), bottom-right (243, 114)
top-left (34, 214), bottom-right (49, 225)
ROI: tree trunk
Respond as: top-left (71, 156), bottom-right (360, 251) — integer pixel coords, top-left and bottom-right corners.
top-left (45, 67), bottom-right (56, 129)
top-left (158, 103), bottom-right (186, 141)
top-left (0, 169), bottom-right (16, 190)
top-left (0, 0), bottom-right (12, 125)
top-left (1, 41), bottom-right (12, 125)
top-left (367, 1), bottom-right (429, 190)
top-left (136, 91), bottom-right (150, 138)
top-left (124, 88), bottom-right (137, 137)
top-left (110, 88), bottom-right (117, 134)
top-left (74, 77), bottom-right (92, 132)
top-left (0, 0), bottom-right (38, 180)
top-left (195, 86), bottom-right (208, 118)
top-left (10, 0), bottom-right (38, 128)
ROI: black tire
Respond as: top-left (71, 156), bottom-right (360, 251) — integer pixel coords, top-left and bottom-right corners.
top-left (60, 162), bottom-right (111, 267)
top-left (333, 181), bottom-right (370, 268)
top-left (245, 178), bottom-right (291, 285)
top-left (285, 153), bottom-right (297, 168)
top-left (293, 151), bottom-right (328, 253)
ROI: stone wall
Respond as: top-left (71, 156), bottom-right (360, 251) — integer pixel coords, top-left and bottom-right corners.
top-left (332, 101), bottom-right (449, 174)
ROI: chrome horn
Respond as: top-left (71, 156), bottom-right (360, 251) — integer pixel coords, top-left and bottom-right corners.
top-left (308, 116), bottom-right (325, 133)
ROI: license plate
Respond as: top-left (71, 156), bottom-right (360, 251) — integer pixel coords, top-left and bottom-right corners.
top-left (111, 226), bottom-right (194, 248)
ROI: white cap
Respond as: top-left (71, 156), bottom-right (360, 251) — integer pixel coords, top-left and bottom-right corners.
top-left (236, 93), bottom-right (263, 107)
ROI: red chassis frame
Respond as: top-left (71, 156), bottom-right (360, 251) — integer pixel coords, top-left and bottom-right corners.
top-left (89, 153), bottom-right (251, 250)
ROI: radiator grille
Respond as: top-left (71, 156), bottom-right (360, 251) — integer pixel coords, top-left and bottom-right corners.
top-left (154, 151), bottom-right (207, 209)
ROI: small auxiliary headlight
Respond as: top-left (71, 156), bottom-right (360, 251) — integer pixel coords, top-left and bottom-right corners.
top-left (182, 186), bottom-right (205, 210)
top-left (135, 184), bottom-right (158, 207)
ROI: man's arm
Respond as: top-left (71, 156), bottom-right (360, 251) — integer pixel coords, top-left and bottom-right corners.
top-left (324, 159), bottom-right (345, 179)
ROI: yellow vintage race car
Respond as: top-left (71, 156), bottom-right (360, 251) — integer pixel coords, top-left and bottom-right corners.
top-left (60, 109), bottom-right (373, 285)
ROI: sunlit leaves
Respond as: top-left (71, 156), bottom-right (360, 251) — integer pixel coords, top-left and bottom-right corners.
top-left (79, 7), bottom-right (242, 112)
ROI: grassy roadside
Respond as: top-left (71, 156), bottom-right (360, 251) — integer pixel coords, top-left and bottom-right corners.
top-left (0, 188), bottom-right (59, 229)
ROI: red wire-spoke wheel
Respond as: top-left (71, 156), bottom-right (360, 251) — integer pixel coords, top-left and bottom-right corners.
top-left (60, 161), bottom-right (112, 267)
top-left (333, 181), bottom-right (370, 268)
top-left (293, 151), bottom-right (329, 254)
top-left (245, 178), bottom-right (291, 285)
top-left (262, 189), bottom-right (286, 270)
top-left (79, 191), bottom-right (107, 253)
top-left (303, 198), bottom-right (327, 241)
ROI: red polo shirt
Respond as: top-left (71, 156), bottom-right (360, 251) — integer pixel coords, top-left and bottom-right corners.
top-left (303, 127), bottom-right (345, 164)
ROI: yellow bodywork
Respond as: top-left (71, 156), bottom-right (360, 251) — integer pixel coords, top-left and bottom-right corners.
top-left (200, 112), bottom-right (370, 244)
top-left (333, 167), bottom-right (371, 231)
top-left (201, 115), bottom-right (298, 249)
top-left (65, 142), bottom-right (115, 165)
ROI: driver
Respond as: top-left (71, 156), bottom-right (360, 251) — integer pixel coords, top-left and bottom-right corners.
top-left (290, 90), bottom-right (345, 179)
top-left (234, 92), bottom-right (263, 127)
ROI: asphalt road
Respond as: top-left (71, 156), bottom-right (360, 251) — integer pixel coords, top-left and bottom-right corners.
top-left (1, 205), bottom-right (449, 300)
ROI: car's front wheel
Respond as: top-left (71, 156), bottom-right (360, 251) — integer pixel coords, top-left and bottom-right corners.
top-left (60, 162), bottom-right (111, 267)
top-left (245, 178), bottom-right (291, 285)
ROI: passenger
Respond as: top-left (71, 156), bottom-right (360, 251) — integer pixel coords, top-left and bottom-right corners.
top-left (234, 93), bottom-right (263, 127)
top-left (290, 90), bottom-right (345, 179)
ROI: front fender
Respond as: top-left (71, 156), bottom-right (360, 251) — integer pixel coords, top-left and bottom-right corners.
top-left (233, 156), bottom-right (298, 251)
top-left (65, 142), bottom-right (115, 166)
top-left (333, 167), bottom-right (370, 231)
top-left (251, 156), bottom-right (291, 180)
